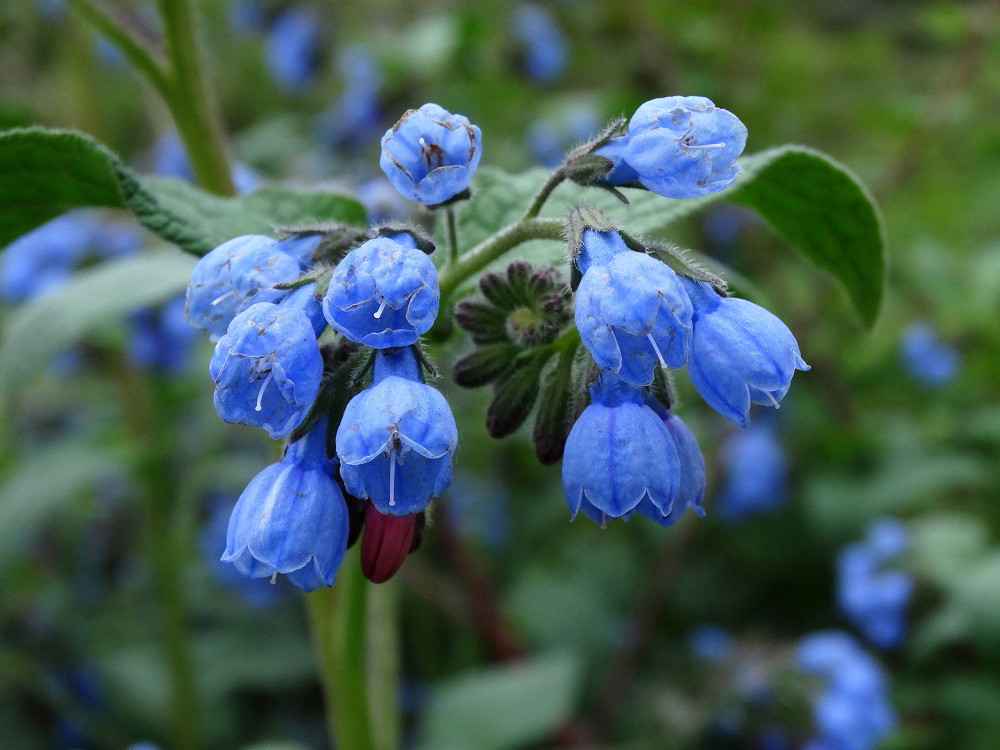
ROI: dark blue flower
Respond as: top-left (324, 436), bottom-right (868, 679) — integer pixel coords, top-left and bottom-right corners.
top-left (597, 96), bottom-right (747, 199)
top-left (688, 623), bottom-right (731, 662)
top-left (716, 420), bottom-right (787, 520)
top-left (265, 7), bottom-right (321, 94)
top-left (561, 374), bottom-right (680, 523)
top-left (323, 236), bottom-right (439, 348)
top-left (380, 103), bottom-right (483, 205)
top-left (574, 236), bottom-right (693, 386)
top-left (631, 404), bottom-right (706, 526)
top-left (512, 4), bottom-right (568, 83)
top-left (336, 348), bottom-right (457, 516)
top-left (681, 277), bottom-right (808, 428)
top-left (185, 235), bottom-right (301, 338)
top-left (223, 420), bottom-right (349, 591)
top-left (837, 519), bottom-right (913, 650)
top-left (900, 321), bottom-right (959, 387)
top-left (209, 302), bottom-right (323, 438)
top-left (127, 295), bottom-right (200, 373)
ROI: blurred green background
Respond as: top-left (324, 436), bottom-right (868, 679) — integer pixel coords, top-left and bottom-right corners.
top-left (1, 1), bottom-right (998, 748)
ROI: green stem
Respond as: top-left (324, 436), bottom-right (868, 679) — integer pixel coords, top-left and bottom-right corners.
top-left (156, 0), bottom-right (235, 195)
top-left (444, 207), bottom-right (459, 266)
top-left (366, 580), bottom-right (401, 750)
top-left (307, 547), bottom-right (378, 750)
top-left (436, 217), bottom-right (563, 302)
top-left (523, 169), bottom-right (567, 220)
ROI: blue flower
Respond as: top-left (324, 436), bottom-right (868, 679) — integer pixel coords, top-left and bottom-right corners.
top-left (222, 420), bottom-right (349, 591)
top-left (380, 103), bottom-right (483, 205)
top-left (900, 321), bottom-right (959, 387)
top-left (265, 7), bottom-right (321, 94)
top-left (688, 623), bottom-right (731, 662)
top-left (323, 236), bottom-right (439, 348)
top-left (716, 420), bottom-right (787, 520)
top-left (796, 631), bottom-right (896, 750)
top-left (276, 232), bottom-right (323, 270)
top-left (0, 212), bottom-right (102, 302)
top-left (151, 131), bottom-right (259, 193)
top-left (185, 235), bottom-right (301, 338)
top-left (127, 295), bottom-right (200, 373)
top-left (681, 277), bottom-right (808, 428)
top-left (561, 374), bottom-right (680, 523)
top-left (574, 236), bottom-right (693, 386)
top-left (336, 348), bottom-right (457, 516)
top-left (631, 404), bottom-right (706, 526)
top-left (837, 519), bottom-right (913, 650)
top-left (357, 178), bottom-right (411, 224)
top-left (527, 105), bottom-right (599, 167)
top-left (512, 4), bottom-right (568, 83)
top-left (596, 96), bottom-right (747, 199)
top-left (209, 302), bottom-right (323, 438)
top-left (318, 45), bottom-right (382, 149)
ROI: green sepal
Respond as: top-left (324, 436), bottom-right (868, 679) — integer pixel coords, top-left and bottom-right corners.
top-left (453, 344), bottom-right (521, 388)
top-left (531, 339), bottom-right (581, 465)
top-left (485, 353), bottom-right (550, 439)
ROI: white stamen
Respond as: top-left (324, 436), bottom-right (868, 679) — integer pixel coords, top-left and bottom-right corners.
top-left (373, 299), bottom-right (386, 319)
top-left (765, 390), bottom-right (780, 409)
top-left (694, 142), bottom-right (726, 149)
top-left (270, 572), bottom-right (278, 584)
top-left (210, 289), bottom-right (235, 306)
top-left (388, 447), bottom-right (396, 507)
top-left (418, 137), bottom-right (427, 147)
top-left (647, 333), bottom-right (669, 370)
top-left (255, 371), bottom-right (273, 412)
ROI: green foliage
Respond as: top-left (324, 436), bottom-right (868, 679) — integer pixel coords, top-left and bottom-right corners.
top-left (0, 128), bottom-right (366, 255)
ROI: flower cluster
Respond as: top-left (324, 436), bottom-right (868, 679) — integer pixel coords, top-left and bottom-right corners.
top-left (836, 519), bottom-right (913, 650)
top-left (563, 221), bottom-right (807, 525)
top-left (797, 631), bottom-right (896, 750)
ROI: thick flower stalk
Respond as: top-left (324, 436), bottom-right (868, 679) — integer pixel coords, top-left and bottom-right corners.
top-left (223, 420), bottom-right (349, 591)
top-left (336, 347), bottom-right (457, 517)
top-left (380, 103), bottom-right (482, 205)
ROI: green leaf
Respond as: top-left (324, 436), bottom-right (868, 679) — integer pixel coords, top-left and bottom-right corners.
top-left (455, 146), bottom-right (885, 326)
top-left (0, 127), bottom-right (366, 255)
top-left (417, 653), bottom-right (581, 750)
top-left (0, 441), bottom-right (126, 566)
top-left (0, 252), bottom-right (195, 398)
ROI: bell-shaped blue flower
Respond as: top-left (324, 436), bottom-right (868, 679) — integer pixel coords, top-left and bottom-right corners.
top-left (186, 234), bottom-right (301, 338)
top-left (277, 232), bottom-right (323, 270)
top-left (222, 420), bottom-right (349, 591)
top-left (379, 103), bottom-right (483, 205)
top-left (630, 403), bottom-right (706, 526)
top-left (265, 7), bottom-right (321, 94)
top-left (336, 348), bottom-right (457, 516)
top-left (561, 374), bottom-right (680, 524)
top-left (575, 245), bottom-right (693, 386)
top-left (209, 302), bottom-right (323, 439)
top-left (682, 277), bottom-right (808, 428)
top-left (596, 96), bottom-right (747, 199)
top-left (323, 236), bottom-right (439, 348)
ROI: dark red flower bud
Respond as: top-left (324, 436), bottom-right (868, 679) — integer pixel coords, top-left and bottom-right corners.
top-left (360, 504), bottom-right (416, 583)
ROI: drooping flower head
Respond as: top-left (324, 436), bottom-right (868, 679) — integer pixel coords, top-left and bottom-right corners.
top-left (185, 234), bottom-right (302, 338)
top-left (597, 96), bottom-right (747, 199)
top-left (209, 302), bottom-right (323, 439)
top-left (574, 232), bottom-right (693, 386)
top-left (222, 420), bottom-right (349, 592)
top-left (336, 347), bottom-right (457, 516)
top-left (323, 236), bottom-right (439, 348)
top-left (681, 277), bottom-right (808, 428)
top-left (380, 103), bottom-right (483, 205)
top-left (561, 373), bottom-right (680, 524)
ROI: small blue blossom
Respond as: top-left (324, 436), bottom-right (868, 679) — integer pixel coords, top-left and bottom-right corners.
top-left (276, 233), bottom-right (323, 269)
top-left (0, 212), bottom-right (100, 302)
top-left (688, 623), bottom-right (731, 662)
top-left (380, 103), bottom-right (483, 205)
top-left (631, 405), bottom-right (706, 525)
top-left (336, 348), bottom-right (457, 516)
top-left (323, 236), bottom-right (439, 348)
top-left (837, 518), bottom-right (913, 650)
top-left (223, 420), bottom-right (349, 591)
top-left (318, 45), bottom-right (382, 149)
top-left (561, 373), bottom-right (680, 523)
top-left (512, 4), bottom-right (568, 83)
top-left (574, 233), bottom-right (693, 386)
top-left (681, 277), bottom-right (808, 428)
top-left (209, 302), bottom-right (323, 438)
top-left (796, 631), bottom-right (896, 750)
top-left (900, 321), bottom-right (959, 387)
top-left (716, 420), bottom-right (787, 521)
top-left (127, 295), bottom-right (200, 373)
top-left (185, 235), bottom-right (301, 338)
top-left (597, 96), bottom-right (747, 199)
top-left (265, 7), bottom-right (321, 94)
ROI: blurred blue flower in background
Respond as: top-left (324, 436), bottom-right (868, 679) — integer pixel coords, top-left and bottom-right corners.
top-left (446, 471), bottom-right (509, 548)
top-left (127, 296), bottom-right (200, 373)
top-left (797, 631), bottom-right (896, 750)
top-left (837, 518), bottom-right (913, 650)
top-left (318, 45), bottom-right (383, 149)
top-left (527, 104), bottom-right (600, 167)
top-left (512, 4), bottom-right (568, 83)
top-left (0, 212), bottom-right (102, 302)
top-left (688, 623), bottom-right (731, 662)
top-left (357, 177), bottom-right (412, 224)
top-left (265, 7), bottom-right (322, 94)
top-left (228, 0), bottom-right (265, 32)
top-left (715, 420), bottom-right (787, 521)
top-left (900, 321), bottom-right (959, 387)
top-left (150, 131), bottom-right (261, 192)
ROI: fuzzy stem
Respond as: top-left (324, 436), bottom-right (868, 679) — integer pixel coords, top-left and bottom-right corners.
top-left (444, 207), bottom-right (460, 266)
top-left (523, 169), bottom-right (567, 220)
